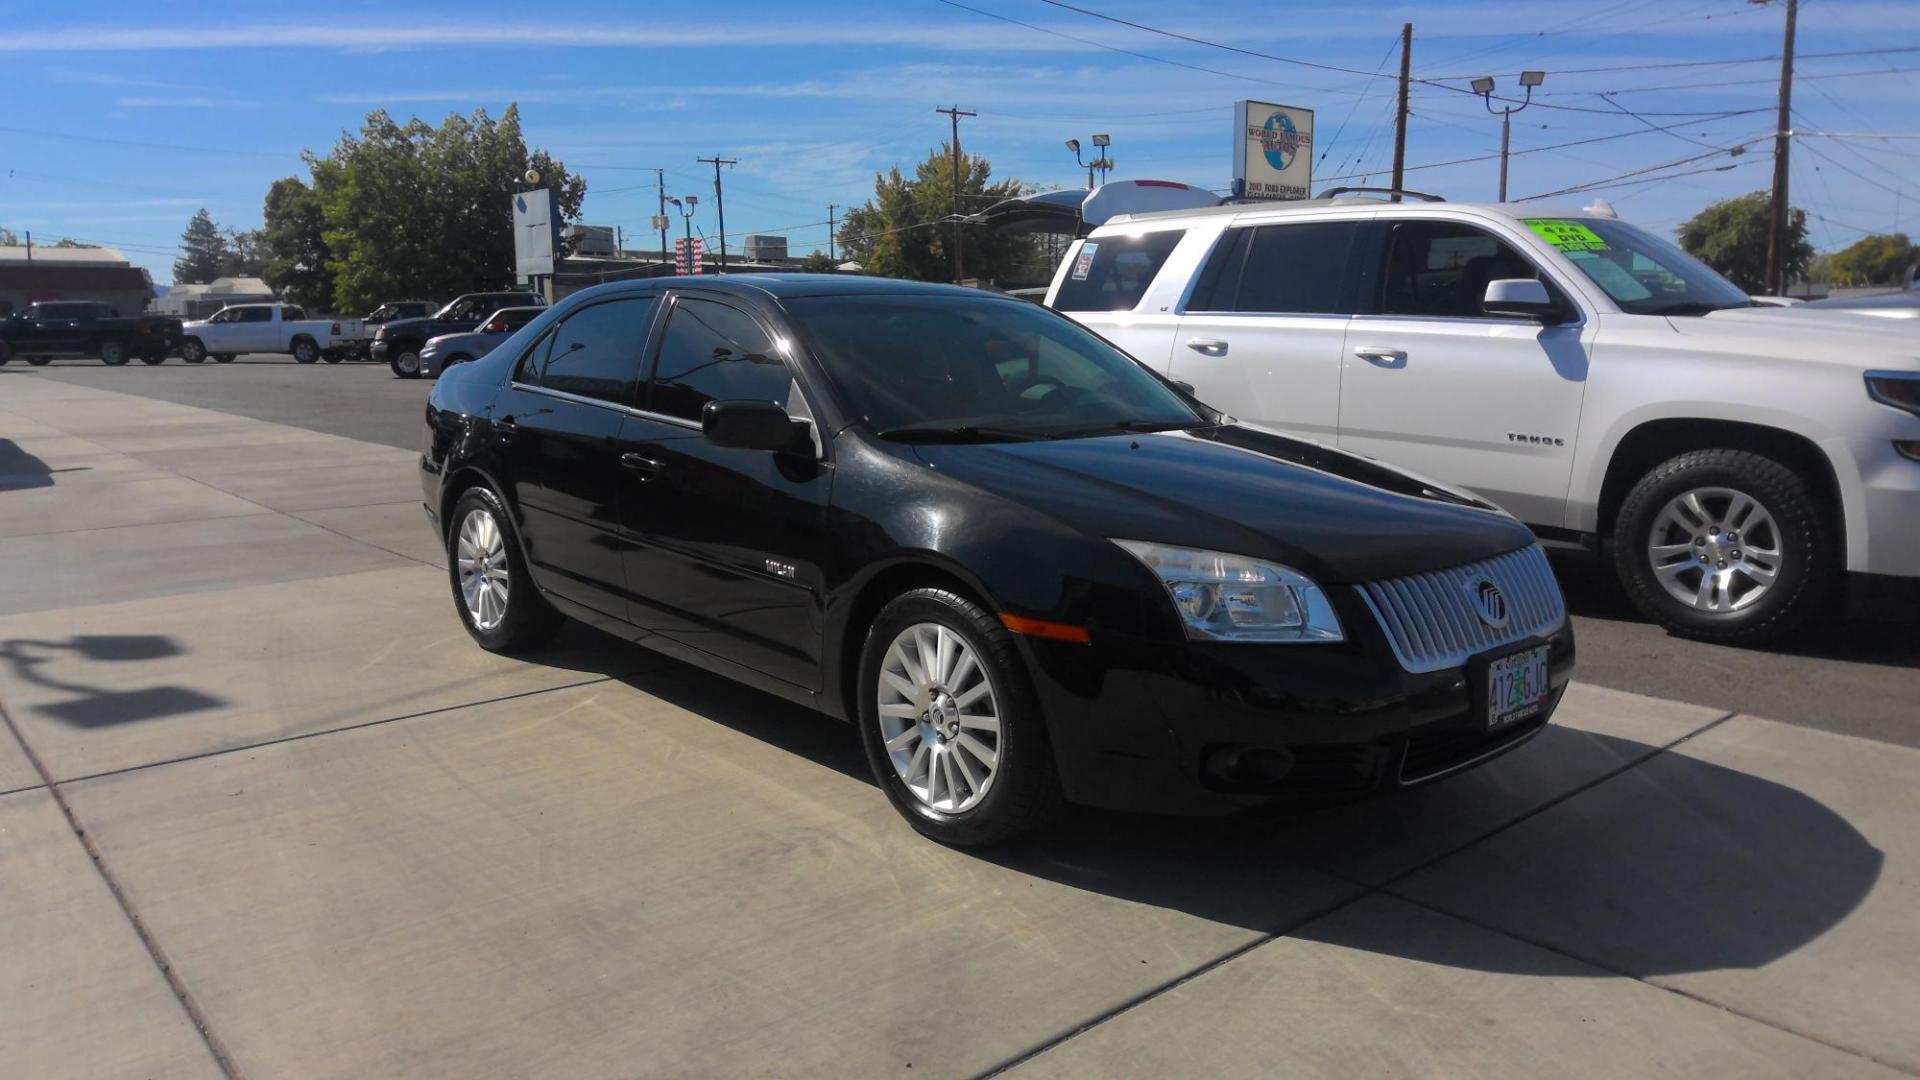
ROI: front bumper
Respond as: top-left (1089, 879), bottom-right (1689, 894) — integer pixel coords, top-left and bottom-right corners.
top-left (1021, 606), bottom-right (1576, 816)
top-left (370, 338), bottom-right (390, 361)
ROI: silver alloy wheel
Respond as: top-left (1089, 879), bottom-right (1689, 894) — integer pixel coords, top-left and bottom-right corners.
top-left (181, 340), bottom-right (205, 363)
top-left (1645, 485), bottom-right (1783, 612)
top-left (456, 507), bottom-right (511, 630)
top-left (396, 350), bottom-right (420, 376)
top-left (293, 340), bottom-right (317, 363)
top-left (876, 622), bottom-right (1002, 813)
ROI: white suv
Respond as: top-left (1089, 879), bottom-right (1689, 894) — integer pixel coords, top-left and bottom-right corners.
top-left (1046, 194), bottom-right (1920, 643)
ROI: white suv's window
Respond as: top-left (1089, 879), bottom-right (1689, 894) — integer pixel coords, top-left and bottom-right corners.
top-left (1052, 231), bottom-right (1185, 312)
top-left (1523, 217), bottom-right (1751, 316)
top-left (1189, 222), bottom-right (1362, 314)
top-left (1377, 221), bottom-right (1553, 319)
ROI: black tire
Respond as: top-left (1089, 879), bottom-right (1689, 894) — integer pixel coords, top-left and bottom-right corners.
top-left (389, 345), bottom-right (423, 378)
top-left (856, 587), bottom-right (1062, 847)
top-left (446, 486), bottom-right (563, 653)
top-left (291, 338), bottom-right (320, 364)
top-left (27, 356), bottom-right (53, 367)
top-left (321, 349), bottom-right (344, 364)
top-left (1613, 448), bottom-right (1834, 645)
top-left (140, 352), bottom-right (166, 365)
top-left (214, 354), bottom-right (236, 363)
top-left (178, 338), bottom-right (207, 364)
top-left (181, 352), bottom-right (206, 364)
top-left (98, 338), bottom-right (130, 366)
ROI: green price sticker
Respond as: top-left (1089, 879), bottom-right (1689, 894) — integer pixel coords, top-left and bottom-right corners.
top-left (1525, 219), bottom-right (1610, 253)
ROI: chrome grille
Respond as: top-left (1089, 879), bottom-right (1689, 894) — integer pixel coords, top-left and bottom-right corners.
top-left (1357, 544), bottom-right (1567, 673)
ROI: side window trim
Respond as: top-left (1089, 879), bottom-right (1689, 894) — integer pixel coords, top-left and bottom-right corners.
top-left (1180, 226), bottom-right (1253, 314)
top-left (643, 291), bottom-right (796, 421)
top-left (514, 326), bottom-right (556, 386)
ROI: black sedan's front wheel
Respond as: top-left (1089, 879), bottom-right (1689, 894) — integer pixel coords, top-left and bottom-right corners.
top-left (447, 486), bottom-right (562, 653)
top-left (857, 588), bottom-right (1061, 847)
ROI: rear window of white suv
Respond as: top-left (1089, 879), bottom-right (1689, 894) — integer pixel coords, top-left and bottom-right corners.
top-left (1053, 230), bottom-right (1185, 312)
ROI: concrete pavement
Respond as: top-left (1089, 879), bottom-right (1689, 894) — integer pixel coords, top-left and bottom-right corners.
top-left (1, 369), bottom-right (1916, 1078)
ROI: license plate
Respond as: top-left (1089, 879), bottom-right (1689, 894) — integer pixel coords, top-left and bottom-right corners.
top-left (1486, 644), bottom-right (1550, 729)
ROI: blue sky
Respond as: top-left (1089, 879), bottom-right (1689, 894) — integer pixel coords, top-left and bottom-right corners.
top-left (4, 0), bottom-right (1917, 285)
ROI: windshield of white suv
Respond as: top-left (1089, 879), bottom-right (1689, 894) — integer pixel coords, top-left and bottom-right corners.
top-left (1523, 217), bottom-right (1752, 316)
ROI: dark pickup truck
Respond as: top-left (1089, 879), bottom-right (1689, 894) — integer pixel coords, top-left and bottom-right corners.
top-left (0, 301), bottom-right (184, 366)
top-left (373, 291), bottom-right (543, 377)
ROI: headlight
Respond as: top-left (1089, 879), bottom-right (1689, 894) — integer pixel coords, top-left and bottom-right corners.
top-left (375, 328), bottom-right (389, 341)
top-left (1113, 540), bottom-right (1343, 643)
top-left (1866, 371), bottom-right (1920, 417)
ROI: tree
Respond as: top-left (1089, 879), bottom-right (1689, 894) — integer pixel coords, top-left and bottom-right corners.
top-left (1827, 232), bottom-right (1914, 287)
top-left (797, 251), bottom-right (839, 273)
top-left (220, 228), bottom-right (268, 278)
top-left (260, 177), bottom-right (336, 310)
top-left (0, 226), bottom-right (17, 246)
top-left (173, 209), bottom-right (230, 284)
top-left (838, 143), bottom-right (1040, 283)
top-left (1676, 191), bottom-right (1812, 293)
top-left (52, 238), bottom-right (100, 248)
top-left (309, 104), bottom-right (586, 312)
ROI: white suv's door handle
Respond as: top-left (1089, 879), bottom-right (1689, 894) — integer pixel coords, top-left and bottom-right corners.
top-left (1186, 338), bottom-right (1228, 355)
top-left (1353, 346), bottom-right (1408, 364)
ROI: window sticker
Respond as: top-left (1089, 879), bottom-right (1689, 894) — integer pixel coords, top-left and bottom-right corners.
top-left (1524, 219), bottom-right (1610, 253)
top-left (1070, 242), bottom-right (1099, 281)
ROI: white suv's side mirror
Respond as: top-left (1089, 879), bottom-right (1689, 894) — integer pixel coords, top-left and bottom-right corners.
top-left (1483, 278), bottom-right (1564, 323)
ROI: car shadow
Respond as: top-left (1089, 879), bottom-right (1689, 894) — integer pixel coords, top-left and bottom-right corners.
top-left (1548, 549), bottom-right (1920, 671)
top-left (0, 634), bottom-right (225, 727)
top-left (608, 648), bottom-right (1879, 981)
top-left (0, 438), bottom-right (93, 491)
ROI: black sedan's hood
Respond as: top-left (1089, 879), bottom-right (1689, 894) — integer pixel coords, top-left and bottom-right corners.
top-left (380, 315), bottom-right (463, 338)
top-left (912, 424), bottom-right (1535, 584)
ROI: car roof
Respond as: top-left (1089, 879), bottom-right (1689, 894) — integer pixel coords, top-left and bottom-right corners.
top-left (567, 273), bottom-right (1016, 304)
top-left (1098, 197), bottom-right (1587, 230)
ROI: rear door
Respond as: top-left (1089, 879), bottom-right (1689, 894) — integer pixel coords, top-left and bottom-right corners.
top-left (1167, 217), bottom-right (1370, 441)
top-left (616, 292), bottom-right (832, 689)
top-left (1050, 227), bottom-right (1193, 374)
top-left (1336, 217), bottom-right (1592, 526)
top-left (493, 293), bottom-right (657, 620)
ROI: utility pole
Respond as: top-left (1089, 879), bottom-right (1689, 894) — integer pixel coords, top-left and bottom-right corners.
top-left (696, 156), bottom-right (737, 271)
top-left (1391, 23), bottom-right (1412, 202)
top-left (1764, 0), bottom-right (1799, 296)
top-left (828, 204), bottom-right (838, 262)
top-left (655, 168), bottom-right (669, 266)
top-left (23, 231), bottom-right (30, 262)
top-left (936, 105), bottom-right (975, 283)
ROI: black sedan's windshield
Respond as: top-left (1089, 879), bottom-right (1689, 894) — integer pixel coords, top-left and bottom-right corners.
top-left (783, 295), bottom-right (1206, 441)
top-left (1525, 217), bottom-right (1753, 316)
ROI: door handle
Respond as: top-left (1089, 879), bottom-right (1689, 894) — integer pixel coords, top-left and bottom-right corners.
top-left (1186, 338), bottom-right (1229, 355)
top-left (493, 415), bottom-right (518, 442)
top-left (620, 452), bottom-right (664, 477)
top-left (1352, 346), bottom-right (1408, 365)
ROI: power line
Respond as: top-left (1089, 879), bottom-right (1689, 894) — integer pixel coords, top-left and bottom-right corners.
top-left (1517, 140), bottom-right (1771, 200)
top-left (1316, 111), bottom-right (1768, 184)
top-left (1428, 45), bottom-right (1920, 81)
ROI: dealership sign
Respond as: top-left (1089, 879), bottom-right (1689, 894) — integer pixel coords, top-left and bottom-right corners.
top-left (1232, 101), bottom-right (1314, 200)
top-left (512, 188), bottom-right (560, 276)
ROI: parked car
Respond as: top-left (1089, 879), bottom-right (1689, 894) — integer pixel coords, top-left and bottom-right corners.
top-left (419, 306), bottom-right (546, 377)
top-left (353, 300), bottom-right (437, 360)
top-left (177, 303), bottom-right (365, 364)
top-left (1049, 195), bottom-right (1920, 644)
top-left (0, 300), bottom-right (182, 365)
top-left (420, 276), bottom-right (1573, 845)
top-left (375, 291), bottom-right (544, 378)
top-left (1802, 290), bottom-right (1920, 320)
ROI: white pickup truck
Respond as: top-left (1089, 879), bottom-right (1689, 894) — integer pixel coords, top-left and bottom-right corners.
top-left (177, 303), bottom-right (365, 364)
top-left (1049, 193), bottom-right (1920, 644)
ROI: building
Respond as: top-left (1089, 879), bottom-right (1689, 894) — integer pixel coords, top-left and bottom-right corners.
top-left (151, 277), bottom-right (277, 319)
top-left (0, 245), bottom-right (155, 316)
top-left (564, 224), bottom-right (619, 258)
top-left (742, 234), bottom-right (788, 262)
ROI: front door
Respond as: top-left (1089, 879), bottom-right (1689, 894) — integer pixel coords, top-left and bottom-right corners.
top-left (1168, 219), bottom-right (1370, 441)
top-left (618, 293), bottom-right (832, 690)
top-left (493, 294), bottom-right (657, 620)
top-left (1337, 218), bottom-right (1592, 527)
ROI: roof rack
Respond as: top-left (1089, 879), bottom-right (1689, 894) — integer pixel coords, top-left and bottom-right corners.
top-left (1313, 186), bottom-right (1446, 203)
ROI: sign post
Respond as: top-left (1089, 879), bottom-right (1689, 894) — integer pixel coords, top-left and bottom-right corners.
top-left (1232, 101), bottom-right (1315, 201)
top-left (512, 188), bottom-right (561, 297)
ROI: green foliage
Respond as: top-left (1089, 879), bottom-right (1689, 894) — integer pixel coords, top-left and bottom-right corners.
top-left (838, 143), bottom-right (1039, 283)
top-left (0, 226), bottom-right (18, 245)
top-left (52, 237), bottom-right (101, 249)
top-left (173, 209), bottom-right (230, 285)
top-left (260, 177), bottom-right (335, 309)
top-left (220, 229), bottom-right (267, 278)
top-left (1675, 190), bottom-right (1812, 293)
top-left (1827, 232), bottom-right (1914, 287)
top-left (797, 251), bottom-right (840, 273)
top-left (307, 105), bottom-right (586, 312)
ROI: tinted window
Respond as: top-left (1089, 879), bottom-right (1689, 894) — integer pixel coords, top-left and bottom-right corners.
top-left (237, 307), bottom-right (272, 323)
top-left (1186, 228), bottom-right (1251, 311)
top-left (648, 298), bottom-right (790, 422)
top-left (1231, 222), bottom-right (1358, 314)
top-left (784, 295), bottom-right (1202, 439)
top-left (539, 297), bottom-right (654, 403)
top-left (1377, 221), bottom-right (1546, 318)
top-left (500, 308), bottom-right (540, 331)
top-left (1052, 230), bottom-right (1185, 312)
top-left (283, 306), bottom-right (306, 320)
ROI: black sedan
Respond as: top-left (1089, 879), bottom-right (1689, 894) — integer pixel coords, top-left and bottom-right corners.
top-left (420, 276), bottom-right (1574, 845)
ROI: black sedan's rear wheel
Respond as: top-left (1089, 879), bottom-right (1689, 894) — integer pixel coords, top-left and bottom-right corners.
top-left (857, 587), bottom-right (1061, 847)
top-left (447, 486), bottom-right (562, 653)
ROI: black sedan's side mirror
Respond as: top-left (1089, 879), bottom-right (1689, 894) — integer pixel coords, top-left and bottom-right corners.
top-left (1482, 278), bottom-right (1567, 323)
top-left (703, 399), bottom-right (810, 453)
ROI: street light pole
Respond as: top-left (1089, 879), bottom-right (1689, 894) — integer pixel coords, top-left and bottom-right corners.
top-left (1065, 135), bottom-right (1112, 190)
top-left (1473, 71), bottom-right (1546, 202)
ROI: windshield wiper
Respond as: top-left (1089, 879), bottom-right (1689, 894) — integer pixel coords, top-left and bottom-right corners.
top-left (1044, 418), bottom-right (1205, 440)
top-left (876, 425), bottom-right (1043, 443)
